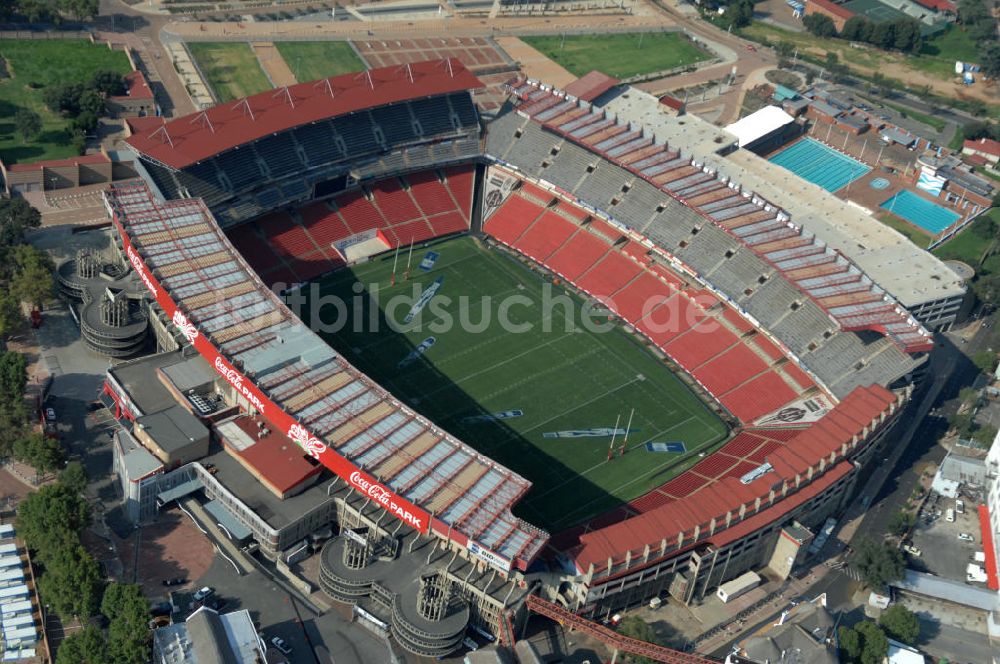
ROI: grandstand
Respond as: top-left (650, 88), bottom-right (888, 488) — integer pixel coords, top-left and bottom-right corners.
top-left (111, 60), bottom-right (954, 650)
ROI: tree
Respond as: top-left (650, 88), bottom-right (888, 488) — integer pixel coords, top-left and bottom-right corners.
top-left (102, 584), bottom-right (152, 664)
top-left (57, 0), bottom-right (98, 19)
top-left (36, 543), bottom-right (102, 619)
top-left (840, 16), bottom-right (872, 42)
top-left (12, 432), bottom-right (65, 475)
top-left (0, 293), bottom-right (22, 339)
top-left (56, 625), bottom-right (107, 664)
top-left (90, 70), bottom-right (126, 97)
top-left (9, 244), bottom-right (54, 308)
top-left (77, 89), bottom-right (104, 117)
top-left (856, 620), bottom-right (889, 664)
top-left (13, 109), bottom-right (41, 143)
top-left (42, 83), bottom-right (84, 116)
top-left (870, 21), bottom-right (896, 50)
top-left (853, 538), bottom-right (905, 589)
top-left (730, 0), bottom-right (754, 28)
top-left (0, 197), bottom-right (42, 247)
top-left (838, 625), bottom-right (862, 662)
top-left (972, 215), bottom-right (997, 238)
top-left (16, 482), bottom-right (90, 559)
top-left (616, 615), bottom-right (660, 664)
top-left (70, 111), bottom-right (99, 136)
top-left (973, 349), bottom-right (998, 375)
top-left (888, 510), bottom-right (915, 536)
top-left (59, 461), bottom-right (88, 495)
top-left (891, 18), bottom-right (922, 52)
top-left (981, 41), bottom-right (1000, 79)
top-left (803, 13), bottom-right (837, 37)
top-left (775, 41), bottom-right (795, 58)
top-left (0, 350), bottom-right (27, 408)
top-left (879, 604), bottom-right (920, 644)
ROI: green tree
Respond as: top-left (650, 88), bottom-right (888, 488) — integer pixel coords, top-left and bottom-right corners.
top-left (892, 18), bottom-right (922, 52)
top-left (775, 41), bottom-right (795, 58)
top-left (838, 625), bottom-right (862, 662)
top-left (12, 432), bottom-right (65, 475)
top-left (57, 0), bottom-right (98, 18)
top-left (973, 350), bottom-right (998, 374)
top-left (841, 16), bottom-right (873, 42)
top-left (730, 0), bottom-right (754, 28)
top-left (9, 244), bottom-right (54, 308)
top-left (888, 510), bottom-right (914, 536)
top-left (856, 620), bottom-right (889, 664)
top-left (803, 13), bottom-right (837, 37)
top-left (981, 41), bottom-right (1000, 79)
top-left (103, 583), bottom-right (152, 664)
top-left (853, 538), bottom-right (905, 589)
top-left (0, 350), bottom-right (27, 407)
top-left (0, 292), bottom-right (22, 339)
top-left (55, 625), bottom-right (107, 664)
top-left (77, 89), bottom-right (104, 117)
top-left (0, 197), bottom-right (42, 247)
top-left (42, 83), bottom-right (84, 116)
top-left (16, 482), bottom-right (90, 559)
top-left (59, 461), bottom-right (88, 495)
top-left (879, 604), bottom-right (920, 644)
top-left (90, 70), bottom-right (127, 97)
top-left (36, 543), bottom-right (103, 619)
top-left (870, 21), bottom-right (896, 50)
top-left (13, 109), bottom-right (42, 143)
top-left (70, 111), bottom-right (99, 136)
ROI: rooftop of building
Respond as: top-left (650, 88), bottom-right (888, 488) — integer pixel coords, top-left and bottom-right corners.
top-left (135, 404), bottom-right (208, 453)
top-left (890, 569), bottom-right (999, 612)
top-left (197, 441), bottom-right (336, 530)
top-left (109, 350), bottom-right (192, 415)
top-left (112, 70), bottom-right (154, 102)
top-left (153, 606), bottom-right (262, 664)
top-left (808, 0), bottom-right (855, 18)
top-left (739, 599), bottom-right (837, 664)
top-left (724, 106), bottom-right (795, 148)
top-left (115, 429), bottom-right (163, 480)
top-left (4, 153), bottom-right (110, 174)
top-left (564, 70), bottom-right (620, 102)
top-left (217, 417), bottom-right (321, 495)
top-left (964, 137), bottom-right (1000, 157)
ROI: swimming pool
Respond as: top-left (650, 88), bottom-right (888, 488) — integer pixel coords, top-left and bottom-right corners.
top-left (768, 138), bottom-right (871, 192)
top-left (880, 190), bottom-right (960, 234)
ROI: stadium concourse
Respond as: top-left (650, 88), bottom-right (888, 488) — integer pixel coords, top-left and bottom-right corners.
top-left (109, 58), bottom-right (957, 653)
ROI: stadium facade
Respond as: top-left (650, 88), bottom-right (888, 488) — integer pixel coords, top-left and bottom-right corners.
top-left (107, 60), bottom-right (961, 652)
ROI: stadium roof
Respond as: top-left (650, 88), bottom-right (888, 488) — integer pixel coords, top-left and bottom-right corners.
top-left (725, 106), bottom-right (795, 148)
top-left (808, 0), bottom-right (855, 19)
top-left (569, 384), bottom-right (897, 574)
top-left (564, 71), bottom-right (620, 102)
top-left (126, 59), bottom-right (483, 170)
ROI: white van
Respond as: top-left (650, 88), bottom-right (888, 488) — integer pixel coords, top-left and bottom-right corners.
top-left (946, 508), bottom-right (955, 523)
top-left (956, 500), bottom-right (965, 514)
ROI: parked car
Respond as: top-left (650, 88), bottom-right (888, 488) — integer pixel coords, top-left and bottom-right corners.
top-left (44, 407), bottom-right (56, 423)
top-left (958, 533), bottom-right (975, 542)
top-left (271, 636), bottom-right (292, 655)
top-left (902, 544), bottom-right (922, 557)
top-left (193, 586), bottom-right (215, 601)
top-left (162, 577), bottom-right (186, 587)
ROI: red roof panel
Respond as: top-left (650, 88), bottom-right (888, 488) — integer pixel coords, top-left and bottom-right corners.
top-left (126, 58), bottom-right (483, 169)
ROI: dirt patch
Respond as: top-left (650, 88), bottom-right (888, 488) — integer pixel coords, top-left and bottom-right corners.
top-left (765, 68), bottom-right (802, 90)
top-left (495, 36), bottom-right (576, 88)
top-left (252, 42), bottom-right (297, 87)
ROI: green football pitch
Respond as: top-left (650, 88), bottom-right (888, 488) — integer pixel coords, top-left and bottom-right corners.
top-left (303, 236), bottom-right (728, 530)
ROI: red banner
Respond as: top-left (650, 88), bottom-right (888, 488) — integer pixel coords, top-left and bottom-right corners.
top-left (113, 211), bottom-right (431, 533)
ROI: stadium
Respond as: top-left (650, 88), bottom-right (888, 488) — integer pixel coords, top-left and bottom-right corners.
top-left (104, 59), bottom-right (961, 658)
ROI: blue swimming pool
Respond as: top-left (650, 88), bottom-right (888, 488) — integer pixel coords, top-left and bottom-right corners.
top-left (880, 190), bottom-right (960, 234)
top-left (768, 138), bottom-right (871, 192)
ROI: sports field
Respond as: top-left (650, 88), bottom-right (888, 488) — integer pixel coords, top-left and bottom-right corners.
top-left (187, 42), bottom-right (271, 102)
top-left (274, 41), bottom-right (366, 82)
top-left (0, 40), bottom-right (130, 163)
top-left (522, 32), bottom-right (710, 79)
top-left (303, 236), bottom-right (727, 530)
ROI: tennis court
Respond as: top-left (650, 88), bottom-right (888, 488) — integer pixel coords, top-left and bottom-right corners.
top-left (880, 190), bottom-right (960, 234)
top-left (769, 138), bottom-right (871, 193)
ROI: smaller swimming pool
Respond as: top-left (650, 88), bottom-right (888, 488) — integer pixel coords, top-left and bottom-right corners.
top-left (880, 190), bottom-right (960, 235)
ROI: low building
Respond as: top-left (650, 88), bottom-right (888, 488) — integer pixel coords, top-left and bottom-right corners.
top-left (134, 405), bottom-right (209, 468)
top-left (886, 639), bottom-right (925, 664)
top-left (112, 429), bottom-right (164, 523)
top-left (725, 106), bottom-right (800, 154)
top-left (107, 70), bottom-right (155, 118)
top-left (962, 138), bottom-right (1000, 167)
top-left (939, 444), bottom-right (987, 486)
top-left (217, 417), bottom-right (322, 499)
top-left (880, 127), bottom-right (918, 148)
top-left (803, 0), bottom-right (854, 31)
top-left (564, 71), bottom-right (620, 103)
top-left (0, 152), bottom-right (137, 196)
top-left (728, 595), bottom-right (836, 664)
top-left (836, 113), bottom-right (869, 135)
top-left (152, 606), bottom-right (264, 664)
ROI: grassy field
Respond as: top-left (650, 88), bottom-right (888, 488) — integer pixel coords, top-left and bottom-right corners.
top-left (274, 41), bottom-right (366, 82)
top-left (877, 212), bottom-right (932, 248)
top-left (933, 210), bottom-right (999, 267)
top-left (304, 236), bottom-right (728, 530)
top-left (188, 42), bottom-right (271, 102)
top-left (522, 32), bottom-right (710, 79)
top-left (0, 40), bottom-right (130, 164)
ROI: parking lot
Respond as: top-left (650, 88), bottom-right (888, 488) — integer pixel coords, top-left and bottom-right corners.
top-left (907, 492), bottom-right (985, 585)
